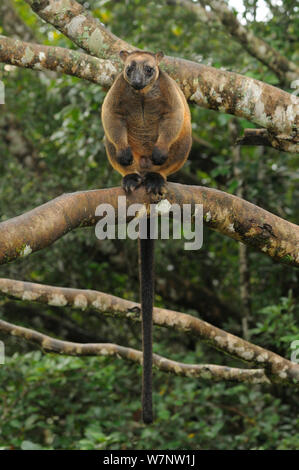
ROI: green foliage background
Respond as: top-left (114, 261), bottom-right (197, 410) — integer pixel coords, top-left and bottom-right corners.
top-left (0, 0), bottom-right (298, 450)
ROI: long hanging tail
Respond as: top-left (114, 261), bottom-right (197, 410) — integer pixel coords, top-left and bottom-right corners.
top-left (139, 217), bottom-right (154, 424)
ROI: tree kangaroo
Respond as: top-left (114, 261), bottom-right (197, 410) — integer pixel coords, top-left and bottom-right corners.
top-left (101, 50), bottom-right (192, 423)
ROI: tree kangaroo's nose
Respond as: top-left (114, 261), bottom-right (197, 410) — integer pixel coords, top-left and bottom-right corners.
top-left (132, 72), bottom-right (144, 89)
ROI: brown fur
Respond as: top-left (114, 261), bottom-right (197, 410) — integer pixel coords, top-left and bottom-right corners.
top-left (101, 51), bottom-right (192, 424)
top-left (101, 50), bottom-right (192, 183)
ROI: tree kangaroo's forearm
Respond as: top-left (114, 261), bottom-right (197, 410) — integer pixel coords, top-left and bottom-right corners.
top-left (103, 115), bottom-right (128, 150)
top-left (156, 114), bottom-right (184, 149)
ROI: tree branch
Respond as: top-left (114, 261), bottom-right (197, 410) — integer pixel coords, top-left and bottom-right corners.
top-left (0, 183), bottom-right (298, 267)
top-left (192, 0), bottom-right (299, 85)
top-left (22, 0), bottom-right (298, 152)
top-left (1, 34), bottom-right (296, 152)
top-left (0, 35), bottom-right (117, 86)
top-left (0, 316), bottom-right (270, 384)
top-left (0, 278), bottom-right (298, 385)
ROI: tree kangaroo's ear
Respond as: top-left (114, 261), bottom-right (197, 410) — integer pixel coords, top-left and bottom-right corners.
top-left (155, 51), bottom-right (164, 64)
top-left (120, 50), bottom-right (129, 62)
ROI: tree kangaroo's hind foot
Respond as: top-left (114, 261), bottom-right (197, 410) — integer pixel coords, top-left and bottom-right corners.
top-left (122, 173), bottom-right (143, 193)
top-left (144, 172), bottom-right (166, 195)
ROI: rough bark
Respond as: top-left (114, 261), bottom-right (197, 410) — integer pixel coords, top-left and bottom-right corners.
top-left (0, 184), bottom-right (298, 267)
top-left (0, 278), bottom-right (298, 385)
top-left (2, 33), bottom-right (296, 152)
top-left (0, 317), bottom-right (270, 384)
top-left (24, 0), bottom-right (131, 59)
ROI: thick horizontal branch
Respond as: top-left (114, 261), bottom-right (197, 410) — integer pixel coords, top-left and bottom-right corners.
top-left (1, 35), bottom-right (296, 153)
top-left (23, 0), bottom-right (298, 151)
top-left (0, 183), bottom-right (298, 267)
top-left (0, 317), bottom-right (269, 384)
top-left (0, 35), bottom-right (117, 86)
top-left (0, 278), bottom-right (298, 386)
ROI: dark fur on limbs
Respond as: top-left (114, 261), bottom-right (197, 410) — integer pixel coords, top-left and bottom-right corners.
top-left (117, 147), bottom-right (133, 166)
top-left (139, 217), bottom-right (154, 424)
top-left (144, 172), bottom-right (165, 195)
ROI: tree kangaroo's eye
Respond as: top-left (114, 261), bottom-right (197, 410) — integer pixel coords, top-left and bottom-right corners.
top-left (126, 66), bottom-right (134, 75)
top-left (145, 66), bottom-right (154, 76)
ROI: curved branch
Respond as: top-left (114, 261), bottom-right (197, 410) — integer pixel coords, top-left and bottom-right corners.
top-left (236, 128), bottom-right (284, 147)
top-left (0, 35), bottom-right (117, 86)
top-left (23, 0), bottom-right (298, 151)
top-left (0, 183), bottom-right (298, 267)
top-left (189, 0), bottom-right (299, 85)
top-left (0, 278), bottom-right (298, 385)
top-left (0, 317), bottom-right (269, 384)
top-left (24, 0), bottom-right (131, 59)
top-left (1, 35), bottom-right (296, 153)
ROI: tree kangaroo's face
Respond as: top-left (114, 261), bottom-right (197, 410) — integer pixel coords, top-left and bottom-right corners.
top-left (120, 50), bottom-right (164, 91)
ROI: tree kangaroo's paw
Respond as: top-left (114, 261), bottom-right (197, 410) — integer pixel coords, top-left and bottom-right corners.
top-left (144, 172), bottom-right (166, 195)
top-left (122, 173), bottom-right (143, 193)
top-left (151, 146), bottom-right (168, 166)
top-left (117, 147), bottom-right (133, 166)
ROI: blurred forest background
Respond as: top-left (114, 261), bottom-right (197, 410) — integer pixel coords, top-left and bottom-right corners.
top-left (0, 0), bottom-right (298, 450)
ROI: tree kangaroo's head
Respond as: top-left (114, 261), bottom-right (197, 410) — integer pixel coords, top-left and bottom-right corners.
top-left (120, 50), bottom-right (164, 91)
